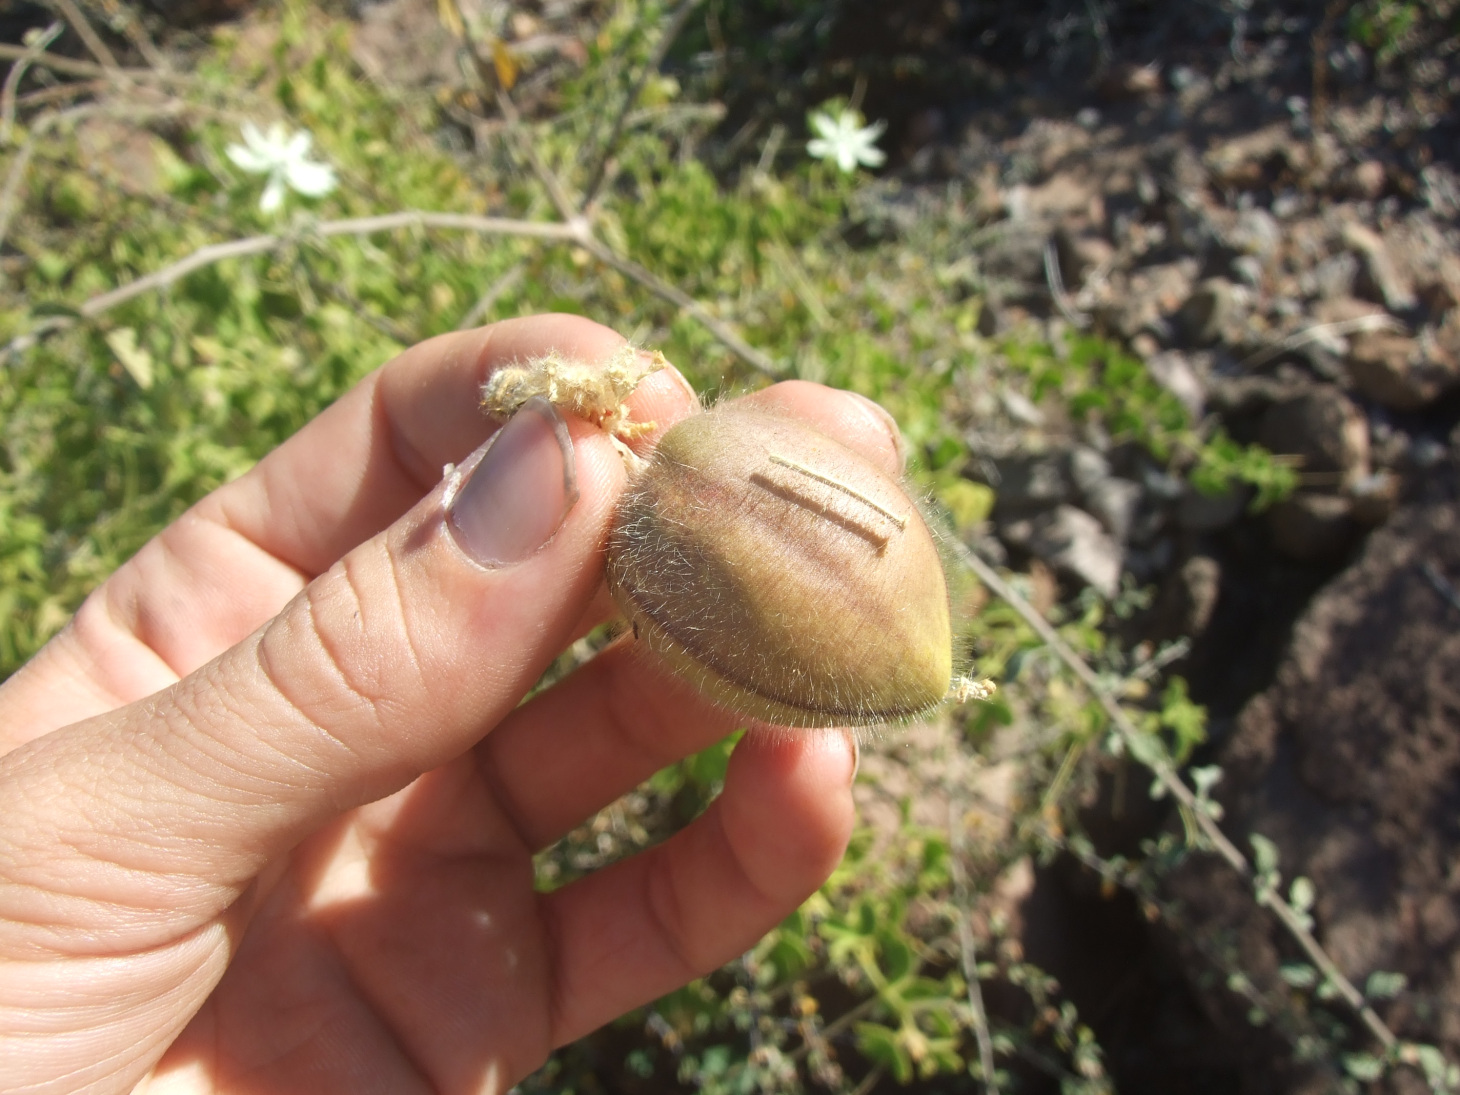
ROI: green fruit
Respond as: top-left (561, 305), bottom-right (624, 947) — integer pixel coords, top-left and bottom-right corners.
top-left (606, 404), bottom-right (954, 727)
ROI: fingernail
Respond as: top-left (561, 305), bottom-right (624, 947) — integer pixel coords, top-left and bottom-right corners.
top-left (448, 396), bottom-right (578, 567)
top-left (654, 353), bottom-right (701, 409)
top-left (845, 392), bottom-right (907, 472)
top-left (841, 729), bottom-right (861, 785)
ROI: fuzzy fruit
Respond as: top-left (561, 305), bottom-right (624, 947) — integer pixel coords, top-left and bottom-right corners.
top-left (606, 404), bottom-right (953, 727)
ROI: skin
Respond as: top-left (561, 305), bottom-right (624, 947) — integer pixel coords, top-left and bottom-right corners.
top-left (0, 315), bottom-right (905, 1095)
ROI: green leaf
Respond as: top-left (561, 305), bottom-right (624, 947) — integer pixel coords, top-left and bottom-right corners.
top-left (104, 328), bottom-right (155, 390)
top-left (1365, 970), bottom-right (1408, 1000)
top-left (1279, 963), bottom-right (1318, 989)
top-left (1343, 1053), bottom-right (1386, 1082)
top-left (1250, 833), bottom-right (1281, 877)
top-left (1159, 677), bottom-right (1207, 761)
top-left (855, 1022), bottom-right (913, 1084)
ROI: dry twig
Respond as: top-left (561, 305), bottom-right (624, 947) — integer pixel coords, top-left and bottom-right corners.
top-left (94, 0), bottom-right (170, 71)
top-left (1043, 239), bottom-right (1091, 330)
top-left (0, 43), bottom-right (190, 84)
top-left (47, 0), bottom-right (120, 69)
top-left (581, 236), bottom-right (783, 378)
top-left (1, 212), bottom-right (583, 365)
top-left (457, 262), bottom-right (526, 330)
top-left (1239, 312), bottom-right (1403, 371)
top-left (947, 795), bottom-right (1001, 1094)
top-left (1, 22), bottom-right (64, 146)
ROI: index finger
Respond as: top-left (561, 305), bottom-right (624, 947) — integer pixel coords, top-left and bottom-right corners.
top-left (0, 316), bottom-right (697, 748)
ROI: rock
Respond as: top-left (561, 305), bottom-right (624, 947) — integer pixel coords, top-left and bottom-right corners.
top-left (1419, 278), bottom-right (1460, 321)
top-left (1207, 375), bottom-right (1301, 420)
top-left (1227, 208), bottom-right (1282, 260)
top-left (1347, 328), bottom-right (1460, 411)
top-left (1230, 254), bottom-right (1264, 289)
top-left (1258, 387), bottom-right (1370, 488)
top-left (984, 451), bottom-right (1071, 512)
top-left (1311, 251), bottom-right (1359, 300)
top-left (1177, 277), bottom-right (1239, 345)
top-left (1083, 477), bottom-right (1144, 544)
top-left (1053, 226), bottom-right (1114, 288)
top-left (1347, 159), bottom-right (1388, 201)
top-left (1003, 505), bottom-right (1123, 597)
top-left (1147, 554), bottom-right (1222, 642)
top-left (142, 0), bottom-right (255, 23)
top-left (1097, 61), bottom-right (1163, 100)
top-left (1178, 484), bottom-right (1249, 532)
top-left (351, 0), bottom-right (463, 88)
top-left (1166, 458), bottom-right (1460, 1073)
top-left (1067, 446), bottom-right (1109, 494)
top-left (1267, 492), bottom-right (1360, 561)
top-left (1344, 222), bottom-right (1420, 314)
top-left (1350, 471), bottom-right (1400, 526)
top-left (1204, 125), bottom-right (1289, 189)
top-left (76, 119), bottom-right (170, 195)
top-left (998, 387), bottom-right (1045, 427)
top-left (980, 223), bottom-right (1050, 287)
top-left (1099, 262), bottom-right (1196, 340)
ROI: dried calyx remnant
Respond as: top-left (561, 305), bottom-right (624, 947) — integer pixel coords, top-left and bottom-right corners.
top-left (481, 347), bottom-right (994, 728)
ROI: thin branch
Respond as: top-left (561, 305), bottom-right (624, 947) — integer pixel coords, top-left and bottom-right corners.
top-left (579, 0), bottom-right (703, 211)
top-left (951, 539), bottom-right (1403, 1054)
top-left (456, 261), bottom-right (525, 329)
top-left (1239, 313), bottom-right (1403, 371)
top-left (1423, 562), bottom-right (1460, 614)
top-left (0, 125), bottom-right (43, 257)
top-left (1, 22), bottom-right (64, 146)
top-left (1043, 238), bottom-right (1090, 330)
top-left (948, 796), bottom-right (1000, 1094)
top-left (95, 0), bottom-right (170, 71)
top-left (1, 212), bottom-right (582, 365)
top-left (92, 212), bottom-right (579, 315)
top-left (3, 203), bottom-right (785, 380)
top-left (47, 0), bottom-right (120, 69)
top-left (0, 43), bottom-right (185, 83)
top-left (581, 235), bottom-right (784, 379)
top-left (17, 76), bottom-right (107, 109)
top-left (790, 995), bottom-right (880, 1060)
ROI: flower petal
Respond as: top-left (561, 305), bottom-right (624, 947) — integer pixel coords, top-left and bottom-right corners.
top-left (808, 111), bottom-right (838, 141)
top-left (285, 159), bottom-right (336, 197)
top-left (259, 174), bottom-right (286, 213)
top-left (285, 129), bottom-right (311, 160)
top-left (240, 121), bottom-right (268, 152)
top-left (806, 137), bottom-right (835, 160)
top-left (226, 142), bottom-right (271, 173)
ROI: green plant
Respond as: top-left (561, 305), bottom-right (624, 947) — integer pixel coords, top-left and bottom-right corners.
top-left (1347, 0), bottom-right (1422, 65)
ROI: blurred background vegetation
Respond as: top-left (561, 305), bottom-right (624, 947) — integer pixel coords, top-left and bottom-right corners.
top-left (0, 0), bottom-right (1450, 1092)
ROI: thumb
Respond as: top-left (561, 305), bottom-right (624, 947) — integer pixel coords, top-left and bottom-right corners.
top-left (0, 398), bottom-right (623, 953)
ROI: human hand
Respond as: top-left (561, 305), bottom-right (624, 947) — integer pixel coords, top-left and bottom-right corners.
top-left (0, 314), bottom-right (905, 1094)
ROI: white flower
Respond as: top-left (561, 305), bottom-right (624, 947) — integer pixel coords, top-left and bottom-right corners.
top-left (806, 108), bottom-right (886, 173)
top-left (226, 122), bottom-right (337, 213)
